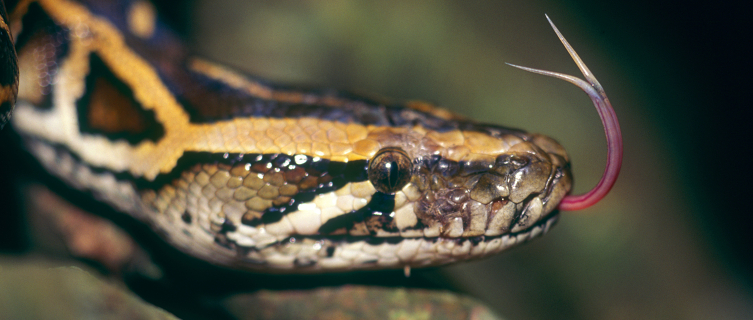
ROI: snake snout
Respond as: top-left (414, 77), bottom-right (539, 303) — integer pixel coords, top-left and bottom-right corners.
top-left (467, 152), bottom-right (551, 205)
top-left (411, 145), bottom-right (565, 238)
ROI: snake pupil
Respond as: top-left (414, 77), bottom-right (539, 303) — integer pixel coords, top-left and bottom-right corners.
top-left (368, 147), bottom-right (412, 193)
top-left (388, 161), bottom-right (399, 188)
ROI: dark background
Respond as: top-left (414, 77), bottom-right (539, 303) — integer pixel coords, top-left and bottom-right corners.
top-left (2, 0), bottom-right (751, 319)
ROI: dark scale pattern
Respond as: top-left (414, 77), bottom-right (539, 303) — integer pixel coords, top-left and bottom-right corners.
top-left (318, 192), bottom-right (397, 236)
top-left (0, 21), bottom-right (17, 87)
top-left (171, 67), bottom-right (531, 136)
top-left (240, 154), bottom-right (368, 225)
top-left (13, 2), bottom-right (69, 111)
top-left (80, 0), bottom-right (152, 37)
top-left (0, 0), bottom-right (9, 24)
top-left (0, 101), bottom-right (12, 128)
top-left (80, 0), bottom-right (187, 55)
top-left (86, 0), bottom-right (532, 138)
top-left (75, 53), bottom-right (165, 144)
top-left (77, 0), bottom-right (135, 33)
top-left (139, 152), bottom-right (367, 191)
top-left (0, 0), bottom-right (14, 129)
top-left (142, 152), bottom-right (368, 226)
top-left (410, 155), bottom-right (472, 227)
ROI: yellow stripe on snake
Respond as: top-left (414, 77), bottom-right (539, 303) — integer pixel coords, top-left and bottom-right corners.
top-left (1, 0), bottom-right (621, 272)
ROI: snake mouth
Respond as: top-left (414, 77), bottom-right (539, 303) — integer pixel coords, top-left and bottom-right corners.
top-left (224, 209), bottom-right (560, 271)
top-left (412, 173), bottom-right (564, 239)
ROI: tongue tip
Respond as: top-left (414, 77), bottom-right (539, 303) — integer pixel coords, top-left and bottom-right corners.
top-left (508, 16), bottom-right (622, 211)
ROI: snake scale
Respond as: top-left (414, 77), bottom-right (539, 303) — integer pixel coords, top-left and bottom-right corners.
top-left (0, 0), bottom-right (621, 272)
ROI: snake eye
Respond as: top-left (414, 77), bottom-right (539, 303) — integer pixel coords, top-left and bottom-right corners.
top-left (368, 147), bottom-right (413, 193)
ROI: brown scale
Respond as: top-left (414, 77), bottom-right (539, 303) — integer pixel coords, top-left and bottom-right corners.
top-left (76, 54), bottom-right (164, 144)
top-left (86, 77), bottom-right (147, 135)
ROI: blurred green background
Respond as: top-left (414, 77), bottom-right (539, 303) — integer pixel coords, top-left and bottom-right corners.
top-left (182, 0), bottom-right (752, 319)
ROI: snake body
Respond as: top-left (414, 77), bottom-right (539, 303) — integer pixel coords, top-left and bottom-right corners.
top-left (2, 0), bottom-right (577, 272)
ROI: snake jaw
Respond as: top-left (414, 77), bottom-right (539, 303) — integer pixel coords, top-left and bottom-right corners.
top-left (506, 15), bottom-right (623, 211)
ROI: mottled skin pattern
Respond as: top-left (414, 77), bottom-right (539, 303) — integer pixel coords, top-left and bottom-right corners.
top-left (0, 0), bottom-right (19, 129)
top-left (9, 0), bottom-right (573, 271)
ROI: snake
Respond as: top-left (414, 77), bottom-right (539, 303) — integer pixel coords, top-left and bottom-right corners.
top-left (0, 0), bottom-right (622, 273)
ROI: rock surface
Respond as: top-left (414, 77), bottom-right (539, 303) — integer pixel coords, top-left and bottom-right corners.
top-left (0, 259), bottom-right (178, 320)
top-left (0, 258), bottom-right (502, 320)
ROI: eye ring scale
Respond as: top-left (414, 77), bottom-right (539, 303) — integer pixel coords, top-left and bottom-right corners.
top-left (368, 147), bottom-right (413, 194)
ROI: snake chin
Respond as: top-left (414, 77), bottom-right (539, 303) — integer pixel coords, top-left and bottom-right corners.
top-left (220, 210), bottom-right (561, 272)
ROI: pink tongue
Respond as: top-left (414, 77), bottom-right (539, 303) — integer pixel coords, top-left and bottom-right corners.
top-left (506, 15), bottom-right (623, 211)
